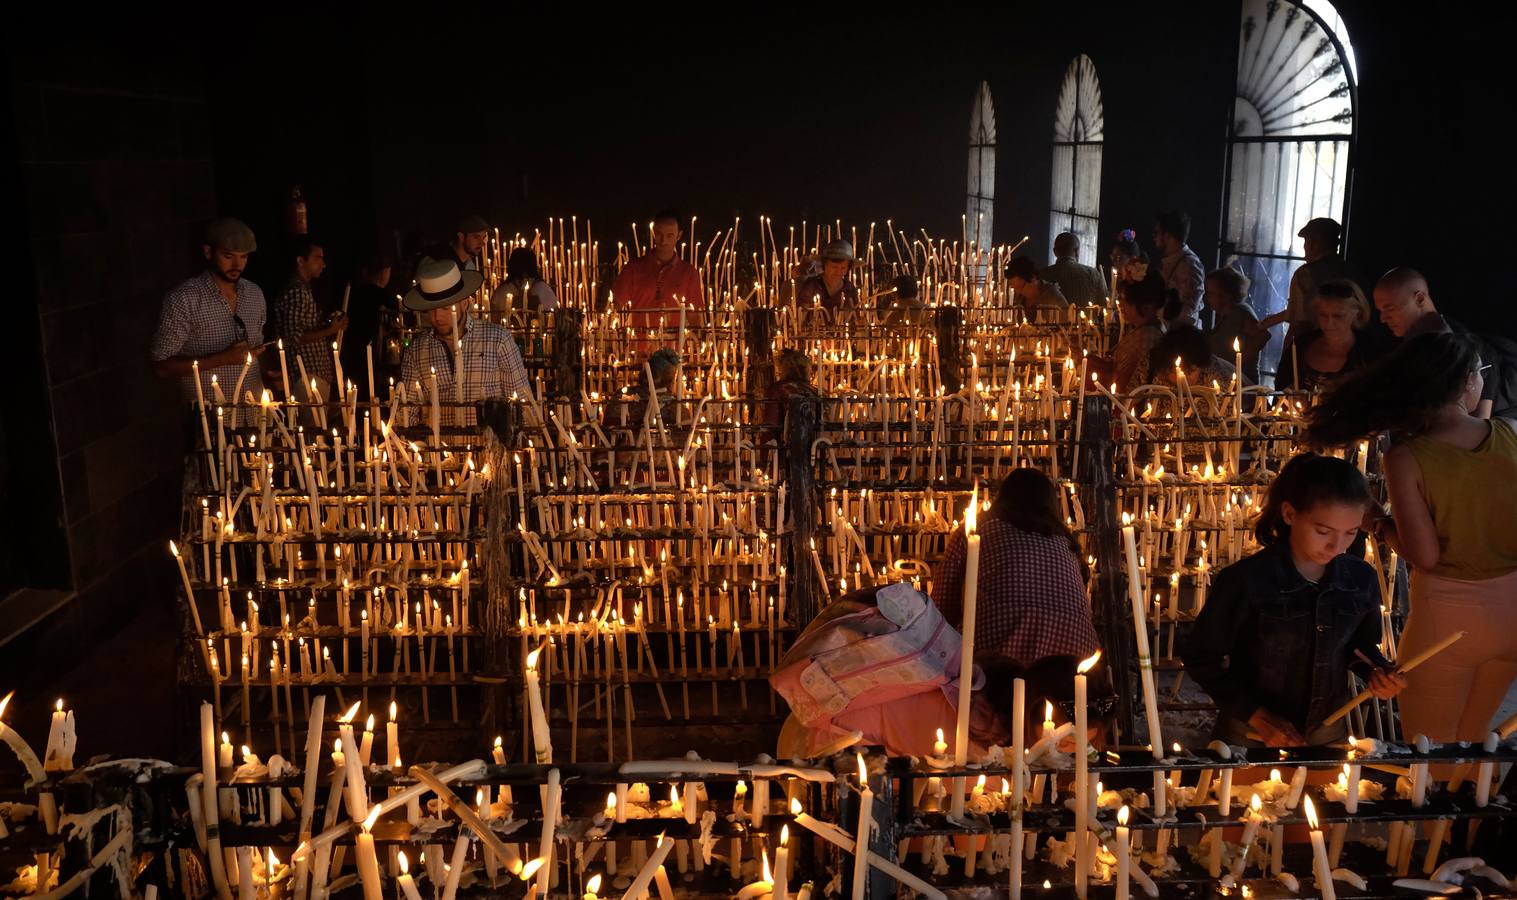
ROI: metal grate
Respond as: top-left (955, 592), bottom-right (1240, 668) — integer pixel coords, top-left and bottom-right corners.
top-left (1050, 55), bottom-right (1104, 268)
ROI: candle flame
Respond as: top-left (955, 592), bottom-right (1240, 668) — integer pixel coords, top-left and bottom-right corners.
top-left (587, 874), bottom-right (603, 895)
top-left (0, 691), bottom-right (11, 720)
top-left (338, 701), bottom-right (361, 723)
top-left (761, 848), bottom-right (772, 883)
top-left (1250, 794), bottom-right (1262, 812)
top-left (389, 702), bottom-right (397, 722)
top-left (55, 699), bottom-right (63, 712)
top-left (606, 791), bottom-right (617, 811)
top-left (1304, 795), bottom-right (1319, 829)
top-left (856, 752), bottom-right (868, 784)
top-left (362, 805), bottom-right (381, 832)
top-left (1045, 701), bottom-right (1054, 722)
top-left (790, 796), bottom-right (803, 815)
top-left (781, 823), bottom-right (790, 845)
top-left (965, 482), bottom-right (978, 534)
top-left (526, 647), bottom-right (542, 669)
top-left (519, 858), bottom-right (546, 881)
top-left (365, 714), bottom-right (375, 732)
top-left (1077, 650), bottom-right (1102, 674)
top-left (398, 851), bottom-right (409, 875)
top-left (1118, 805), bottom-right (1129, 826)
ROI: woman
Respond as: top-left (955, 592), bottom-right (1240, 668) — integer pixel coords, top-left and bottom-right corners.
top-left (489, 246), bottom-right (559, 316)
top-left (1152, 326), bottom-right (1245, 389)
top-left (932, 468), bottom-right (1099, 669)
top-left (1110, 227), bottom-right (1146, 276)
top-left (1180, 453), bottom-right (1404, 747)
top-left (1093, 273), bottom-right (1167, 391)
top-left (1204, 267), bottom-right (1263, 382)
top-left (1307, 333), bottom-right (1517, 743)
top-left (1280, 279), bottom-right (1374, 391)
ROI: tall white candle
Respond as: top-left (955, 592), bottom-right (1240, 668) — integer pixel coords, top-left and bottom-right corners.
top-left (1305, 798), bottom-right (1336, 900)
top-left (620, 834), bottom-right (674, 900)
top-left (1074, 651), bottom-right (1101, 899)
top-left (1115, 806), bottom-right (1131, 900)
top-left (355, 807), bottom-right (384, 900)
top-left (773, 825), bottom-right (791, 900)
top-left (526, 647), bottom-right (553, 763)
top-left (1121, 518), bottom-right (1164, 752)
top-left (852, 753), bottom-right (873, 900)
top-left (951, 484), bottom-right (982, 819)
top-left (1010, 677), bottom-right (1026, 900)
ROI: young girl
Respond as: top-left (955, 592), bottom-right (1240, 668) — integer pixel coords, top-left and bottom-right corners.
top-left (1308, 332), bottom-right (1517, 743)
top-left (1093, 273), bottom-right (1167, 391)
top-left (1181, 453), bottom-right (1406, 747)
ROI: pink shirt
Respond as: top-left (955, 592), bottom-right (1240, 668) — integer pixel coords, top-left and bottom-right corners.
top-left (610, 253), bottom-right (703, 329)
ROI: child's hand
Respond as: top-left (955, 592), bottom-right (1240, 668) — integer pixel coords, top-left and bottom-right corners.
top-left (1367, 668), bottom-right (1408, 699)
top-left (1248, 708), bottom-right (1306, 747)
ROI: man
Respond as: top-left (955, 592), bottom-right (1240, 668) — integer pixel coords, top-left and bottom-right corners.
top-left (400, 257), bottom-right (532, 427)
top-left (1374, 267), bottom-right (1504, 417)
top-left (152, 217), bottom-right (270, 415)
top-left (796, 240), bottom-right (859, 311)
top-left (1006, 256), bottom-right (1069, 313)
top-left (1042, 232), bottom-right (1108, 307)
top-left (442, 215), bottom-right (490, 272)
top-left (1152, 211), bottom-right (1205, 328)
top-left (1260, 217), bottom-right (1361, 347)
top-left (274, 235), bottom-right (345, 400)
top-left (610, 209), bottom-right (704, 330)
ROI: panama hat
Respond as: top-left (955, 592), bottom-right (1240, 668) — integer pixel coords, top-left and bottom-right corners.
top-left (403, 257), bottom-right (484, 311)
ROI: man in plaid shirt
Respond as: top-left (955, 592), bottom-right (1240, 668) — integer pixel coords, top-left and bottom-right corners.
top-left (932, 471), bottom-right (1100, 668)
top-left (274, 235), bottom-right (346, 397)
top-left (401, 257), bottom-right (532, 427)
top-left (152, 218), bottom-right (270, 413)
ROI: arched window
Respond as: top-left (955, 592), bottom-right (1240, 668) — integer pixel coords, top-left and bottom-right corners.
top-left (1222, 0), bottom-right (1356, 373)
top-left (967, 81), bottom-right (996, 256)
top-left (1050, 55), bottom-right (1104, 267)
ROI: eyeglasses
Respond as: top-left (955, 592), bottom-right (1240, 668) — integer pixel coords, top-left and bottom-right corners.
top-left (1478, 364), bottom-right (1492, 374)
top-left (232, 314), bottom-right (249, 344)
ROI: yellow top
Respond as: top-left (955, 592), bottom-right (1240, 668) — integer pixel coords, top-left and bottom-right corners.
top-left (1405, 418), bottom-right (1517, 580)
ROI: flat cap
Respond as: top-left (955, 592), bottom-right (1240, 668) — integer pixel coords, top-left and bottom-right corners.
top-left (206, 217), bottom-right (257, 253)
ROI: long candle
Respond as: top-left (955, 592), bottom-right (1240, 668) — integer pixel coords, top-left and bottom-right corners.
top-left (526, 647), bottom-right (553, 763)
top-left (1010, 677), bottom-right (1026, 900)
top-left (620, 834), bottom-right (674, 900)
top-left (852, 753), bottom-right (873, 900)
top-left (1121, 518), bottom-right (1164, 751)
top-left (951, 485), bottom-right (982, 819)
top-left (1115, 806), bottom-right (1131, 900)
top-left (773, 825), bottom-right (791, 900)
top-left (1074, 651), bottom-right (1100, 899)
top-left (1305, 798), bottom-right (1336, 900)
top-left (355, 807), bottom-right (384, 900)
top-left (0, 693), bottom-right (45, 784)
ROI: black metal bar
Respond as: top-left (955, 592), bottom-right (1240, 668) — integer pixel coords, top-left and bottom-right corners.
top-left (936, 306), bottom-right (964, 395)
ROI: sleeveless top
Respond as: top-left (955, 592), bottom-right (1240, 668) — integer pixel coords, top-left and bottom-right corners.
top-left (1405, 418), bottom-right (1517, 580)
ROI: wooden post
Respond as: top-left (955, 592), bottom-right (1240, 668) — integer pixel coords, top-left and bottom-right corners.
top-left (553, 308), bottom-right (584, 400)
top-left (784, 395), bottom-right (820, 627)
top-left (1081, 395), bottom-right (1135, 741)
top-left (936, 306), bottom-right (963, 395)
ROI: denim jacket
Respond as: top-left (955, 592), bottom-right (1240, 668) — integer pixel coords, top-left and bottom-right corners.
top-left (1180, 541), bottom-right (1390, 742)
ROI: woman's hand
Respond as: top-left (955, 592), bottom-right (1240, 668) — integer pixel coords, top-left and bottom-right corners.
top-left (1248, 707), bottom-right (1305, 747)
top-left (1367, 667), bottom-right (1408, 699)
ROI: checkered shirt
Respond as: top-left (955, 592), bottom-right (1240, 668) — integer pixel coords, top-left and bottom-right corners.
top-left (400, 312), bottom-right (532, 426)
top-left (931, 518), bottom-right (1100, 668)
top-left (150, 270), bottom-right (266, 404)
top-left (274, 277), bottom-right (335, 388)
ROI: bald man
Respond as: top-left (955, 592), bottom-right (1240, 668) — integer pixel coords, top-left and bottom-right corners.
top-left (1374, 268), bottom-right (1497, 417)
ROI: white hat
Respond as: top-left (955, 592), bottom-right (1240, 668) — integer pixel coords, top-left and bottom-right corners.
top-left (403, 257), bottom-right (484, 311)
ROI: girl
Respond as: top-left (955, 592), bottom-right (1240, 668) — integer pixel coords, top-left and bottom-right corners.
top-left (1180, 453), bottom-right (1405, 746)
top-left (1093, 273), bottom-right (1167, 391)
top-left (1308, 332), bottom-right (1517, 743)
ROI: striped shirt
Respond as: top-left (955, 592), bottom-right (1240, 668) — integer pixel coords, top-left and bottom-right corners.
top-left (150, 270), bottom-right (266, 404)
top-left (400, 311), bottom-right (532, 426)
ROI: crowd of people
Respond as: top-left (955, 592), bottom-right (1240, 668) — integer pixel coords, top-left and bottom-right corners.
top-left (150, 205), bottom-right (1517, 760)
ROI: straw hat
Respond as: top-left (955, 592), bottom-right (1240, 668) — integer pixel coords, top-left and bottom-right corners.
top-left (403, 257), bottom-right (484, 311)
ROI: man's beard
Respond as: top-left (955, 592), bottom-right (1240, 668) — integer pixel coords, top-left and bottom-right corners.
top-left (215, 268), bottom-right (242, 283)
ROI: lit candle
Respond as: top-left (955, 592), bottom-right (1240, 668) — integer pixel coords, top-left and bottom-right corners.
top-left (583, 873), bottom-right (603, 900)
top-left (397, 851), bottom-right (424, 900)
top-left (619, 834), bottom-right (674, 900)
top-left (773, 825), bottom-right (791, 900)
top-left (951, 484), bottom-right (982, 818)
top-left (0, 693), bottom-right (45, 784)
top-left (1120, 515), bottom-right (1164, 753)
top-left (852, 753), bottom-right (873, 900)
top-left (387, 703), bottom-right (400, 772)
top-left (42, 699), bottom-right (68, 771)
top-left (1115, 805), bottom-right (1131, 900)
top-left (1229, 795), bottom-right (1263, 881)
top-left (1305, 797), bottom-right (1336, 900)
top-left (735, 850), bottom-right (773, 900)
top-left (1074, 651), bottom-right (1101, 900)
top-left (219, 731), bottom-right (234, 770)
top-left (354, 806), bottom-right (384, 900)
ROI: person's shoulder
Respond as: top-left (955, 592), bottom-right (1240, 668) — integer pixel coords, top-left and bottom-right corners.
top-left (166, 271), bottom-right (212, 300)
top-left (240, 279), bottom-right (267, 303)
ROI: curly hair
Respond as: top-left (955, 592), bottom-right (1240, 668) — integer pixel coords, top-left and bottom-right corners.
top-left (1305, 332), bottom-right (1482, 446)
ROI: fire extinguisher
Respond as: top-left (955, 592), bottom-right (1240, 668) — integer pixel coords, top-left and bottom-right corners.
top-left (287, 186), bottom-right (308, 236)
